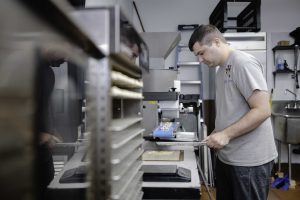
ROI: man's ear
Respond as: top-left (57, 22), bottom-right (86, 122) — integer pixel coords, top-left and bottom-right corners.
top-left (214, 38), bottom-right (221, 47)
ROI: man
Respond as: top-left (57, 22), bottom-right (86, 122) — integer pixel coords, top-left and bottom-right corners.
top-left (121, 24), bottom-right (142, 62)
top-left (188, 24), bottom-right (277, 200)
top-left (36, 47), bottom-right (65, 200)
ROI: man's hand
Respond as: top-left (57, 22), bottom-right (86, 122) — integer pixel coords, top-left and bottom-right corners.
top-left (40, 133), bottom-right (62, 148)
top-left (202, 130), bottom-right (230, 149)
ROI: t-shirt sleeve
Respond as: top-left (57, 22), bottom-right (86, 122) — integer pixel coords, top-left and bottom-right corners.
top-left (233, 59), bottom-right (268, 100)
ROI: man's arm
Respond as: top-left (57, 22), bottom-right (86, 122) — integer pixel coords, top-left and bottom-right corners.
top-left (40, 133), bottom-right (63, 148)
top-left (203, 90), bottom-right (271, 149)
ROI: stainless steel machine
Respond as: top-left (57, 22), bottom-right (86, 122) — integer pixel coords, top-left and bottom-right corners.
top-left (140, 32), bottom-right (201, 200)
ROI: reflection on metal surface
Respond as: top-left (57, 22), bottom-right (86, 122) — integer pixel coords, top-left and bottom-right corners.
top-left (71, 6), bottom-right (149, 71)
top-left (272, 100), bottom-right (300, 187)
top-left (1, 2), bottom-right (147, 200)
top-left (272, 101), bottom-right (300, 144)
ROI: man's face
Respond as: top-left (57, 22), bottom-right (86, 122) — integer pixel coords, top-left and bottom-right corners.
top-left (192, 40), bottom-right (220, 67)
top-left (130, 43), bottom-right (139, 62)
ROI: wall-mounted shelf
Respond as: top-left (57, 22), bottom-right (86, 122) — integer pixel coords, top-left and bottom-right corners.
top-left (272, 44), bottom-right (300, 88)
top-left (272, 69), bottom-right (300, 75)
top-left (272, 45), bottom-right (300, 52)
top-left (272, 45), bottom-right (300, 65)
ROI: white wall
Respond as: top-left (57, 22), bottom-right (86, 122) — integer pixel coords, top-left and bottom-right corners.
top-left (134, 0), bottom-right (219, 31)
top-left (85, 0), bottom-right (133, 21)
top-left (133, 0), bottom-right (300, 100)
top-left (261, 0), bottom-right (300, 32)
top-left (132, 1), bottom-right (144, 32)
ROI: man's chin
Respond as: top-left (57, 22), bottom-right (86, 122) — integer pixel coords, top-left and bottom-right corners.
top-left (51, 61), bottom-right (65, 67)
top-left (206, 63), bottom-right (215, 68)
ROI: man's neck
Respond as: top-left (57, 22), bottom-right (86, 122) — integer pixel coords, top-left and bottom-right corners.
top-left (220, 45), bottom-right (234, 66)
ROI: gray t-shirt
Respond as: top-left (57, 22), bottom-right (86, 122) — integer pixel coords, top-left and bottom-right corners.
top-left (215, 50), bottom-right (278, 166)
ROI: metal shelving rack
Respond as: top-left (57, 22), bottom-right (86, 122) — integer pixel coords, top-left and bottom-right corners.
top-left (0, 2), bottom-right (147, 200)
top-left (72, 6), bottom-right (148, 200)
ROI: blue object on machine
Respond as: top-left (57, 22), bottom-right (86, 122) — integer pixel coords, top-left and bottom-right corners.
top-left (271, 174), bottom-right (289, 190)
top-left (153, 122), bottom-right (177, 138)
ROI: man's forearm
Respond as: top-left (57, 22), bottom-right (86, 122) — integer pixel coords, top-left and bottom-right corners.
top-left (223, 107), bottom-right (270, 140)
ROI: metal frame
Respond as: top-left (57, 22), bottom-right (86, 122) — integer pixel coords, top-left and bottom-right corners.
top-left (209, 0), bottom-right (261, 32)
top-left (81, 7), bottom-right (145, 200)
top-left (87, 58), bottom-right (112, 200)
top-left (19, 0), bottom-right (105, 59)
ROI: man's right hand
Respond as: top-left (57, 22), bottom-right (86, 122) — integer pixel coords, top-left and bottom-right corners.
top-left (40, 133), bottom-right (62, 148)
top-left (202, 130), bottom-right (230, 149)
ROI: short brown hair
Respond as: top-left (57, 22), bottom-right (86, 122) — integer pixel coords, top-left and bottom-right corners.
top-left (188, 24), bottom-right (226, 51)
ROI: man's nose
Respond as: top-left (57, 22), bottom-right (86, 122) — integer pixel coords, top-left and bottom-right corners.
top-left (198, 56), bottom-right (203, 63)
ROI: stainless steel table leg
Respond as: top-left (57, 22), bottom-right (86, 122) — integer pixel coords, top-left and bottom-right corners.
top-left (277, 140), bottom-right (281, 172)
top-left (196, 156), bottom-right (215, 200)
top-left (288, 144), bottom-right (292, 180)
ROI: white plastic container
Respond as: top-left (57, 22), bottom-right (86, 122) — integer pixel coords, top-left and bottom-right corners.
top-left (276, 55), bottom-right (284, 70)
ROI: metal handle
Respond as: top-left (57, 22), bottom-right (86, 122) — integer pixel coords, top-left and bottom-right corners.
top-left (156, 141), bottom-right (207, 146)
